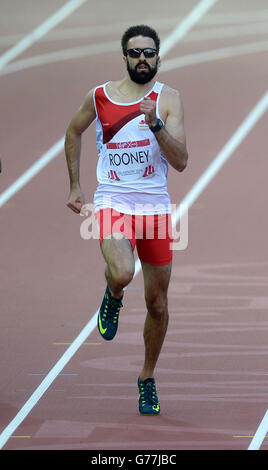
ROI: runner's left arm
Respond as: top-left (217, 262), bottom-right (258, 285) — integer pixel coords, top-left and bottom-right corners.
top-left (140, 88), bottom-right (188, 172)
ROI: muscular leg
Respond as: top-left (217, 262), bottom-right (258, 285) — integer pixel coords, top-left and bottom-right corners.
top-left (139, 261), bottom-right (172, 381)
top-left (101, 234), bottom-right (135, 298)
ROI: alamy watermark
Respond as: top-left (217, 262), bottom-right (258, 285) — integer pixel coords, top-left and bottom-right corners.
top-left (79, 201), bottom-right (188, 251)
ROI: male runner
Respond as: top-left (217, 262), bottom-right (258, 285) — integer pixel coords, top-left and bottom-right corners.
top-left (65, 25), bottom-right (188, 415)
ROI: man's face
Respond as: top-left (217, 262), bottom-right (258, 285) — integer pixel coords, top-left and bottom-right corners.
top-left (124, 35), bottom-right (159, 84)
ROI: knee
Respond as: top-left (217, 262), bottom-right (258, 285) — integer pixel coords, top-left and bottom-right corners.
top-left (109, 262), bottom-right (134, 288)
top-left (145, 293), bottom-right (168, 321)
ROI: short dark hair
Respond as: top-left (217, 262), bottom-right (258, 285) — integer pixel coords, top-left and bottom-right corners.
top-left (121, 24), bottom-right (160, 56)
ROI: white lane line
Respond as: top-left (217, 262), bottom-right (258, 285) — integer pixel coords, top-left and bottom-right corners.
top-left (0, 138), bottom-right (64, 208)
top-left (0, 0), bottom-right (87, 70)
top-left (160, 0), bottom-right (218, 57)
top-left (1, 20), bottom-right (268, 49)
top-left (186, 22), bottom-right (268, 42)
top-left (161, 41), bottom-right (268, 72)
top-left (248, 409), bottom-right (268, 450)
top-left (0, 41), bottom-right (120, 76)
top-left (3, 35), bottom-right (268, 77)
top-left (2, 7), bottom-right (268, 48)
top-left (207, 9), bottom-right (268, 24)
top-left (0, 92), bottom-right (268, 451)
top-left (0, 313), bottom-right (98, 449)
top-left (0, 0), bottom-right (218, 76)
top-left (172, 89), bottom-right (268, 224)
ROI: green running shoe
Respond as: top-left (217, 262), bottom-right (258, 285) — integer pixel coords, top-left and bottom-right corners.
top-left (98, 285), bottom-right (123, 341)
top-left (138, 377), bottom-right (160, 415)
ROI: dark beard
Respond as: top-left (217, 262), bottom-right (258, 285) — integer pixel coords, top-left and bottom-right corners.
top-left (126, 59), bottom-right (158, 84)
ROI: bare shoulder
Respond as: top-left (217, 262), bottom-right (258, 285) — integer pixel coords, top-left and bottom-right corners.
top-left (74, 87), bottom-right (96, 121)
top-left (84, 87), bottom-right (96, 106)
top-left (161, 84), bottom-right (183, 108)
top-left (162, 84), bottom-right (181, 96)
top-left (67, 87), bottom-right (96, 134)
top-left (159, 84), bottom-right (184, 121)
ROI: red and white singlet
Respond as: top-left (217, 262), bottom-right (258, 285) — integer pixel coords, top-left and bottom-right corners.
top-left (93, 81), bottom-right (171, 215)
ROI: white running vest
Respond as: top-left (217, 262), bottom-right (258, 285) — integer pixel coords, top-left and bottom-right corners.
top-left (93, 81), bottom-right (171, 215)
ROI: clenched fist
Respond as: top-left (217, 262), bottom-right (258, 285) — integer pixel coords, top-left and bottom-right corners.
top-left (66, 186), bottom-right (85, 214)
top-left (140, 97), bottom-right (157, 128)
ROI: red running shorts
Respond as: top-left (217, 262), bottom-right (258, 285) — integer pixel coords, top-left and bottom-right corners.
top-left (96, 208), bottom-right (173, 266)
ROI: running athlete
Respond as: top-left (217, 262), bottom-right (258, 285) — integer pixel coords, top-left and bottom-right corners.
top-left (65, 25), bottom-right (188, 415)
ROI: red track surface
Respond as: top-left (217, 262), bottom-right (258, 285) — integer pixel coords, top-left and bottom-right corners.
top-left (1, 0), bottom-right (268, 451)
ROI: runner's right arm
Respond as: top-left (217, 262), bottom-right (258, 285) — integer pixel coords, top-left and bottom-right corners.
top-left (65, 89), bottom-right (96, 213)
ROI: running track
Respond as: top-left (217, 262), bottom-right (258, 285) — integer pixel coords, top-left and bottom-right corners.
top-left (1, 0), bottom-right (268, 451)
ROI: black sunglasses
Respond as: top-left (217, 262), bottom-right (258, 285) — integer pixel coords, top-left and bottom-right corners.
top-left (126, 48), bottom-right (158, 58)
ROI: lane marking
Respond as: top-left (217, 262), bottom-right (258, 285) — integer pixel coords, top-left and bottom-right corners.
top-left (160, 0), bottom-right (218, 56)
top-left (161, 40), bottom-right (268, 73)
top-left (0, 313), bottom-right (98, 449)
top-left (28, 373), bottom-right (77, 376)
top-left (0, 41), bottom-right (119, 76)
top-left (172, 90), bottom-right (268, 226)
top-left (1, 7), bottom-right (268, 49)
top-left (2, 34), bottom-right (268, 77)
top-left (206, 9), bottom-right (268, 24)
top-left (15, 389), bottom-right (65, 392)
top-left (0, 0), bottom-right (218, 76)
top-left (0, 0), bottom-right (87, 71)
top-left (0, 3), bottom-right (216, 448)
top-left (248, 409), bottom-right (268, 450)
top-left (234, 435), bottom-right (268, 439)
top-left (0, 19), bottom-right (268, 67)
top-left (3, 18), bottom-right (268, 45)
top-left (0, 91), bottom-right (267, 450)
top-left (53, 342), bottom-right (101, 345)
top-left (0, 137), bottom-right (64, 208)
